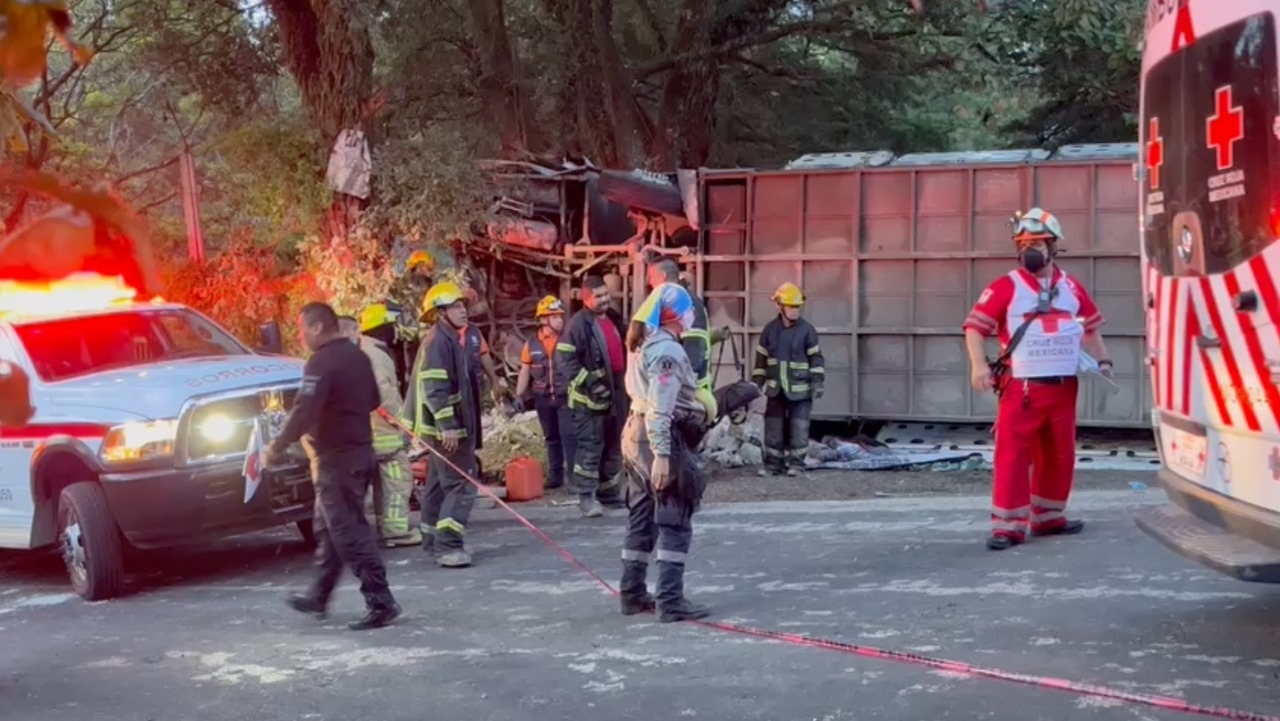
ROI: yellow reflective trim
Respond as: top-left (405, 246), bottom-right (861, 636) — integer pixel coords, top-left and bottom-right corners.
top-left (750, 369), bottom-right (766, 378)
top-left (807, 345), bottom-right (821, 355)
top-left (811, 367), bottom-right (825, 375)
top-left (766, 358), bottom-right (778, 366)
top-left (556, 343), bottom-right (576, 353)
top-left (684, 329), bottom-right (710, 340)
top-left (437, 518), bottom-right (466, 534)
top-left (422, 369), bottom-right (448, 380)
top-left (792, 361), bottom-right (809, 370)
top-left (447, 393), bottom-right (461, 403)
top-left (755, 345), bottom-right (769, 356)
top-left (435, 407), bottom-right (455, 420)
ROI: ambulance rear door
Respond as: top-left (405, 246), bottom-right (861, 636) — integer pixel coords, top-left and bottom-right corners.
top-left (1142, 3), bottom-right (1280, 506)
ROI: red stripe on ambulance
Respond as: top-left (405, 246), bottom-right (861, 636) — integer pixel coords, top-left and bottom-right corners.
top-left (1197, 275), bottom-right (1260, 431)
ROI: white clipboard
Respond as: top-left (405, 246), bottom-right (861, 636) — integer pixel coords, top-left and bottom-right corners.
top-left (1079, 351), bottom-right (1121, 394)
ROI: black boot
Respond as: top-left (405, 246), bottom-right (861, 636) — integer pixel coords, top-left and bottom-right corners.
top-left (619, 560), bottom-right (655, 615)
top-left (1032, 519), bottom-right (1085, 537)
top-left (349, 601), bottom-right (402, 630)
top-left (656, 560), bottom-right (710, 623)
top-left (285, 593), bottom-right (327, 619)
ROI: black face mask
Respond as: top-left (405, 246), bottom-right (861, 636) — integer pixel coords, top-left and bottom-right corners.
top-left (1020, 248), bottom-right (1047, 273)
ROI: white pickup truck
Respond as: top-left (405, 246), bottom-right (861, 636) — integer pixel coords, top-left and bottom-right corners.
top-left (0, 283), bottom-right (315, 601)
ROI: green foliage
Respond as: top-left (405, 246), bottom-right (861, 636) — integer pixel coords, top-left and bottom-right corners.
top-left (991, 0), bottom-right (1144, 148)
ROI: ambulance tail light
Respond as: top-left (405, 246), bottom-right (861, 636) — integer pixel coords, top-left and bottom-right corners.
top-left (99, 419), bottom-right (179, 464)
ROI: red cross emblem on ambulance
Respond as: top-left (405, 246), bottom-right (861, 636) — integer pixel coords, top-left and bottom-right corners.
top-left (1207, 86), bottom-right (1244, 172)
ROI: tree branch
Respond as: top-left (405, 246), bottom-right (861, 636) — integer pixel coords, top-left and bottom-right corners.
top-left (634, 21), bottom-right (926, 80)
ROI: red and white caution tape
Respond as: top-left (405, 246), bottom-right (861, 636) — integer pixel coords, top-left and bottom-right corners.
top-left (379, 410), bottom-right (1280, 721)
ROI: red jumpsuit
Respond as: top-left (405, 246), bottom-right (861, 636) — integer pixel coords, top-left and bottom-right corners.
top-left (963, 267), bottom-right (1105, 542)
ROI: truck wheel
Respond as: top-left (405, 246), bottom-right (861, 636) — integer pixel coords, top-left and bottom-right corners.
top-left (58, 482), bottom-right (125, 601)
top-left (296, 519), bottom-right (317, 549)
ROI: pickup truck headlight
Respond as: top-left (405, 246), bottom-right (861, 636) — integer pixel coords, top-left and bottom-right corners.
top-left (100, 419), bottom-right (180, 464)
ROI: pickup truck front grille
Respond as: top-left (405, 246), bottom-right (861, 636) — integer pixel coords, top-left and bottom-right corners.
top-left (181, 386), bottom-right (299, 464)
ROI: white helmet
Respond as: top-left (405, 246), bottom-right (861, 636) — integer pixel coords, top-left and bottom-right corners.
top-left (1012, 207), bottom-right (1063, 245)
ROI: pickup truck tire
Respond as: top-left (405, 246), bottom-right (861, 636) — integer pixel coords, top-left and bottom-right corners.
top-left (58, 482), bottom-right (126, 601)
top-left (296, 519), bottom-right (317, 549)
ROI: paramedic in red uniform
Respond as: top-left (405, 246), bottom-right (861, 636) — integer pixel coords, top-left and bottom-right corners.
top-left (962, 208), bottom-right (1115, 551)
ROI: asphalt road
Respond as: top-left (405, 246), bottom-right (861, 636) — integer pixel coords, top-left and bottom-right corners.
top-left (3, 488), bottom-right (1280, 721)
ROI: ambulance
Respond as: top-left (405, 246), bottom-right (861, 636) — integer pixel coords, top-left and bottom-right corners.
top-left (0, 274), bottom-right (315, 601)
top-left (1134, 0), bottom-right (1280, 582)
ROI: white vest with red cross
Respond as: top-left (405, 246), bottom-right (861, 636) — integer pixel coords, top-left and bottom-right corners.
top-left (1003, 270), bottom-right (1085, 379)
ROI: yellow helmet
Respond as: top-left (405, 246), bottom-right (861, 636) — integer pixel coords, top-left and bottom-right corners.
top-left (772, 282), bottom-right (805, 307)
top-left (421, 280), bottom-right (465, 321)
top-left (535, 295), bottom-right (565, 318)
top-left (407, 249), bottom-right (435, 272)
top-left (360, 303), bottom-right (391, 332)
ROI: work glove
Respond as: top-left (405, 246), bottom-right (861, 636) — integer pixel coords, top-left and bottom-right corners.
top-left (813, 385), bottom-right (824, 400)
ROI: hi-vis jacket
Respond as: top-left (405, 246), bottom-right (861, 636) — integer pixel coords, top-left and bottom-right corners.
top-left (358, 336), bottom-right (407, 456)
top-left (682, 294), bottom-right (712, 392)
top-left (752, 317), bottom-right (825, 402)
top-left (402, 323), bottom-right (480, 448)
top-left (625, 327), bottom-right (702, 457)
top-left (555, 310), bottom-right (617, 412)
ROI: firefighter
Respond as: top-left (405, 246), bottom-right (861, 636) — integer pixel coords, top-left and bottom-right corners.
top-left (963, 208), bottom-right (1111, 551)
top-left (752, 282), bottom-right (824, 476)
top-left (556, 275), bottom-right (627, 517)
top-left (458, 316), bottom-right (510, 404)
top-left (402, 281), bottom-right (482, 568)
top-left (515, 295), bottom-right (569, 490)
top-left (347, 307), bottom-right (422, 548)
top-left (619, 282), bottom-right (712, 622)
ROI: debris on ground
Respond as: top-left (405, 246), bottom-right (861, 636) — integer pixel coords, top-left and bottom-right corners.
top-left (804, 436), bottom-right (982, 472)
top-left (703, 408), bottom-right (765, 468)
top-left (478, 409), bottom-right (547, 481)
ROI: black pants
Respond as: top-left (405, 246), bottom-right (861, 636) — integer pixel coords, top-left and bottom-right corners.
top-left (557, 405), bottom-right (577, 491)
top-left (419, 434), bottom-right (479, 552)
top-left (619, 415), bottom-right (697, 606)
top-left (571, 408), bottom-right (622, 501)
top-left (764, 397), bottom-right (812, 472)
top-left (308, 456), bottom-right (396, 611)
top-left (534, 395), bottom-right (566, 489)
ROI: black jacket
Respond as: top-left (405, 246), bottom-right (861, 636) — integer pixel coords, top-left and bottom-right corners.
top-left (403, 322), bottom-right (482, 449)
top-left (555, 308), bottom-right (623, 412)
top-left (271, 337), bottom-right (380, 465)
top-left (752, 316), bottom-right (825, 402)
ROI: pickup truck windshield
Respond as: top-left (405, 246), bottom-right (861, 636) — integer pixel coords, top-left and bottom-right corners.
top-left (13, 308), bottom-right (250, 382)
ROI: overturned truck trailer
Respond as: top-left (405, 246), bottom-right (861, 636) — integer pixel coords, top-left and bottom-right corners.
top-left (694, 143), bottom-right (1147, 429)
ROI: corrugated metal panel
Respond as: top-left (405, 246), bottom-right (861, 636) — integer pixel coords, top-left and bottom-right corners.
top-left (698, 142), bottom-right (1148, 428)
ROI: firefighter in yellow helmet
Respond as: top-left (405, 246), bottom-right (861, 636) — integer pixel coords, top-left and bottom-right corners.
top-left (752, 282), bottom-right (824, 476)
top-left (338, 304), bottom-right (422, 549)
top-left (400, 281), bottom-right (482, 567)
top-left (515, 295), bottom-right (569, 490)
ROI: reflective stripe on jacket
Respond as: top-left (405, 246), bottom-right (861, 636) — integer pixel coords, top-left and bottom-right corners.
top-left (751, 316), bottom-right (825, 402)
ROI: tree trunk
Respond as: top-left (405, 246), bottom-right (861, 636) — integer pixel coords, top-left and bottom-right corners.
top-left (652, 0), bottom-right (718, 168)
top-left (543, 0), bottom-right (651, 166)
top-left (264, 0), bottom-right (375, 240)
top-left (469, 0), bottom-right (544, 157)
top-left (264, 0), bottom-right (375, 140)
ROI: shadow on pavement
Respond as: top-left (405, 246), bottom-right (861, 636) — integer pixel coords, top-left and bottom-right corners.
top-left (0, 528), bottom-right (314, 598)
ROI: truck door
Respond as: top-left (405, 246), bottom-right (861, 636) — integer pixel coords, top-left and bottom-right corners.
top-left (1142, 10), bottom-right (1280, 499)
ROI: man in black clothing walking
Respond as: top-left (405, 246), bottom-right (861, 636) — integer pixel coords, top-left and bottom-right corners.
top-left (263, 302), bottom-right (401, 630)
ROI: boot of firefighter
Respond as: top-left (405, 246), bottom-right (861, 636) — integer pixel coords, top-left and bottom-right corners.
top-left (656, 560), bottom-right (710, 623)
top-left (619, 560), bottom-right (655, 615)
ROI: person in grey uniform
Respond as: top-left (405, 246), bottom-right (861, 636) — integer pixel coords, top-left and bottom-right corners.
top-left (618, 282), bottom-right (712, 623)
